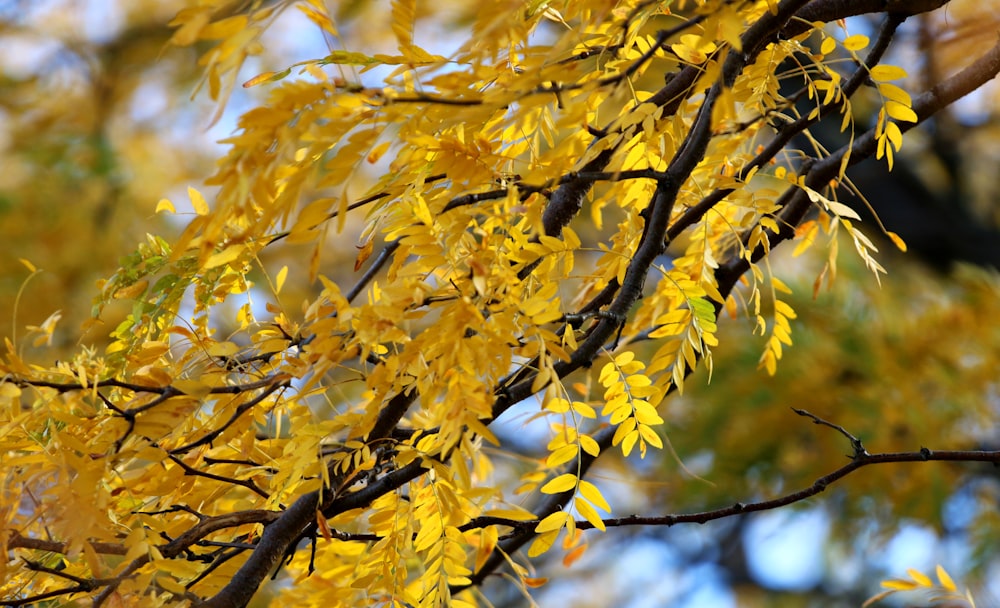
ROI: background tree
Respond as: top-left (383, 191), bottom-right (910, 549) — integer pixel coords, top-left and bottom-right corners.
top-left (0, 0), bottom-right (235, 365)
top-left (2, 1), bottom-right (1000, 607)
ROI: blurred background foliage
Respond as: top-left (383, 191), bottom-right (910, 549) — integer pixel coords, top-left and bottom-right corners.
top-left (0, 0), bottom-right (210, 351)
top-left (1, 1), bottom-right (999, 606)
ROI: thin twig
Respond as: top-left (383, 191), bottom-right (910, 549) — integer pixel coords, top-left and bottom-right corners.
top-left (792, 407), bottom-right (868, 457)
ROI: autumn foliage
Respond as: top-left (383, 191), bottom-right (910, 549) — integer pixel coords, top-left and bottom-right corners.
top-left (2, 1), bottom-right (1000, 606)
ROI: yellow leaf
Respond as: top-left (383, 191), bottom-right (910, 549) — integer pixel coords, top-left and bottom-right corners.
top-left (321, 50), bottom-right (378, 66)
top-left (638, 424), bottom-right (663, 449)
top-left (155, 558), bottom-right (202, 579)
top-left (18, 258), bottom-right (37, 273)
top-left (113, 279), bottom-right (149, 300)
top-left (577, 481), bottom-right (610, 512)
top-left (391, 0), bottom-right (416, 51)
top-left (482, 508), bottom-right (536, 521)
top-left (534, 512), bottom-right (569, 534)
top-left (532, 365), bottom-right (551, 392)
top-left (579, 434), bottom-right (600, 457)
top-left (275, 265), bottom-right (288, 294)
top-left (242, 70), bottom-right (282, 88)
top-left (634, 406), bottom-right (664, 427)
top-left (155, 574), bottom-right (187, 595)
top-left (886, 231), bottom-right (907, 252)
top-left (188, 186), bottom-right (209, 215)
top-left (546, 397), bottom-right (571, 413)
top-left (200, 14), bottom-right (248, 40)
top-left (575, 498), bottom-right (605, 532)
top-left (793, 222), bottom-right (819, 257)
top-left (827, 200), bottom-right (861, 221)
top-left (774, 300), bottom-right (796, 319)
top-left (936, 564), bottom-right (957, 592)
top-left (169, 8), bottom-right (212, 46)
top-left (173, 379), bottom-right (213, 398)
top-left (804, 186), bottom-right (861, 220)
top-left (298, 3), bottom-right (339, 36)
top-left (540, 473), bottom-right (577, 495)
top-left (206, 341), bottom-right (240, 357)
top-left (878, 82), bottom-right (912, 105)
top-left (671, 34), bottom-right (717, 64)
top-left (881, 579), bottom-right (919, 591)
top-left (885, 101), bottom-right (917, 123)
top-left (367, 141), bottom-right (391, 164)
top-left (907, 568), bottom-right (933, 587)
top-left (156, 198), bottom-right (176, 214)
top-left (760, 350), bottom-right (777, 376)
top-left (204, 244), bottom-right (244, 269)
top-left (545, 444), bottom-right (579, 468)
top-left (870, 64), bottom-right (908, 81)
top-left (771, 277), bottom-right (793, 294)
top-left (843, 34), bottom-right (869, 51)
top-left (598, 361), bottom-right (618, 386)
top-left (884, 121), bottom-right (903, 152)
top-left (621, 429), bottom-right (638, 457)
top-left (316, 511), bottom-right (333, 541)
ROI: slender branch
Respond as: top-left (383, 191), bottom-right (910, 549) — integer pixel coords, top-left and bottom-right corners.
top-left (457, 446), bottom-right (1000, 535)
top-left (195, 491), bottom-right (318, 608)
top-left (21, 558), bottom-right (109, 586)
top-left (715, 34), bottom-right (1000, 297)
top-left (160, 510), bottom-right (281, 559)
top-left (167, 454), bottom-right (270, 500)
top-left (456, 409), bottom-right (1000, 593)
top-left (583, 448), bottom-right (1000, 529)
top-left (267, 174), bottom-right (448, 245)
top-left (6, 509), bottom-right (281, 607)
top-left (782, 0), bottom-right (948, 38)
top-left (346, 240), bottom-right (399, 303)
top-left (384, 93), bottom-right (484, 106)
top-left (186, 547), bottom-right (249, 589)
top-left (668, 12), bottom-right (905, 242)
top-left (6, 531), bottom-right (128, 556)
top-left (1, 584), bottom-right (97, 607)
top-left (497, 0), bottom-right (809, 418)
top-left (792, 407), bottom-right (867, 456)
top-left (167, 380), bottom-right (290, 454)
top-left (456, 424), bottom-right (616, 591)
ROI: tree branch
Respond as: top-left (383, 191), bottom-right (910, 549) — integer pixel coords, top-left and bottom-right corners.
top-left (715, 35), bottom-right (1000, 297)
